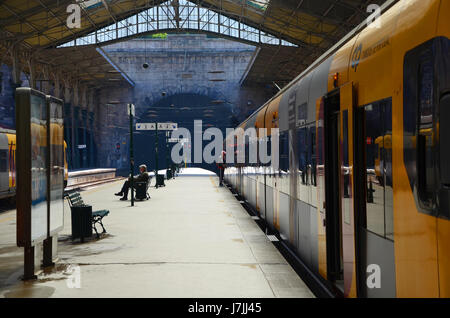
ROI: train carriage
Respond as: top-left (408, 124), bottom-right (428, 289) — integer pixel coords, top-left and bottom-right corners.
top-left (0, 128), bottom-right (68, 200)
top-left (0, 129), bottom-right (17, 199)
top-left (225, 0), bottom-right (450, 297)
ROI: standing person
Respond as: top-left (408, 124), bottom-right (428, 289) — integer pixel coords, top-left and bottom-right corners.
top-left (217, 150), bottom-right (226, 187)
top-left (115, 164), bottom-right (149, 201)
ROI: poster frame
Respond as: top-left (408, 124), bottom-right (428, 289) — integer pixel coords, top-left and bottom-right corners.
top-left (46, 95), bottom-right (65, 237)
top-left (16, 87), bottom-right (48, 247)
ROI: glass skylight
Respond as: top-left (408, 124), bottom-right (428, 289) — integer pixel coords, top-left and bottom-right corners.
top-left (59, 0), bottom-right (296, 48)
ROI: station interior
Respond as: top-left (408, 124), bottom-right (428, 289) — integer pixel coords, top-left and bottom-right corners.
top-left (0, 0), bottom-right (449, 299)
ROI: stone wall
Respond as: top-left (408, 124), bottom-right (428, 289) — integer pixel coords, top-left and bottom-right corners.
top-left (0, 64), bottom-right (30, 130)
top-left (0, 62), bottom-right (100, 170)
top-left (96, 34), bottom-right (271, 173)
top-left (1, 34), bottom-right (272, 172)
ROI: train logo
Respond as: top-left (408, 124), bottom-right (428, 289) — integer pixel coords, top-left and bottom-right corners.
top-left (351, 43), bottom-right (363, 72)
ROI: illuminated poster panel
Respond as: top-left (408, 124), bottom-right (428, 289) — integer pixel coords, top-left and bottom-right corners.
top-left (47, 96), bottom-right (64, 235)
top-left (16, 88), bottom-right (48, 246)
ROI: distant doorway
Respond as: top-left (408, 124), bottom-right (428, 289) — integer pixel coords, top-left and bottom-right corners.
top-left (134, 93), bottom-right (234, 174)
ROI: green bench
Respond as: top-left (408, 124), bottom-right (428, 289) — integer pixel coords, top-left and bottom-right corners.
top-left (65, 191), bottom-right (110, 238)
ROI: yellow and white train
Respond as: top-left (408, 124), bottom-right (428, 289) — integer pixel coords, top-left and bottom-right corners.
top-left (225, 0), bottom-right (450, 297)
top-left (0, 128), bottom-right (68, 200)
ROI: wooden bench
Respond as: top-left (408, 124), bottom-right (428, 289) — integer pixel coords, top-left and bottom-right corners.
top-left (65, 191), bottom-right (110, 238)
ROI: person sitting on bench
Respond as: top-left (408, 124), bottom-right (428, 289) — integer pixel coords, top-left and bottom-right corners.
top-left (115, 164), bottom-right (150, 201)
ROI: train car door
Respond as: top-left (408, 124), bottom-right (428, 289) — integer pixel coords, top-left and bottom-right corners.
top-left (339, 83), bottom-right (357, 297)
top-left (320, 83), bottom-right (359, 296)
top-left (354, 97), bottom-right (396, 298)
top-left (0, 134), bottom-right (10, 195)
top-left (322, 89), bottom-right (344, 291)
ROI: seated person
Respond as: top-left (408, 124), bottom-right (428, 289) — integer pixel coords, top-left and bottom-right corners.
top-left (115, 164), bottom-right (150, 201)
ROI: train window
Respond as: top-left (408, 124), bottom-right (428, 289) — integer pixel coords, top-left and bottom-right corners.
top-left (259, 135), bottom-right (272, 168)
top-left (342, 111), bottom-right (351, 225)
top-left (310, 126), bottom-right (317, 187)
top-left (402, 37), bottom-right (450, 217)
top-left (364, 103), bottom-right (385, 237)
top-left (306, 125), bottom-right (313, 186)
top-left (279, 131), bottom-right (289, 173)
top-left (363, 99), bottom-right (393, 240)
top-left (416, 55), bottom-right (435, 210)
top-left (298, 127), bottom-right (308, 184)
top-left (249, 136), bottom-right (256, 167)
top-left (441, 94), bottom-right (450, 185)
top-left (384, 103), bottom-right (393, 240)
top-left (296, 103), bottom-right (307, 126)
top-left (0, 150), bottom-right (7, 172)
top-left (234, 136), bottom-right (238, 164)
top-left (244, 136), bottom-right (250, 166)
top-left (440, 94), bottom-right (450, 219)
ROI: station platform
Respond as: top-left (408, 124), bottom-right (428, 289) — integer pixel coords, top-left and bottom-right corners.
top-left (0, 169), bottom-right (313, 298)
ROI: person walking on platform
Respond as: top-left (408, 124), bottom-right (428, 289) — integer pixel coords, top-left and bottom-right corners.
top-left (115, 164), bottom-right (150, 201)
top-left (217, 150), bottom-right (226, 187)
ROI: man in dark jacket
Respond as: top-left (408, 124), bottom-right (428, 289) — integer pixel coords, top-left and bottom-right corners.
top-left (217, 150), bottom-right (226, 186)
top-left (115, 164), bottom-right (150, 201)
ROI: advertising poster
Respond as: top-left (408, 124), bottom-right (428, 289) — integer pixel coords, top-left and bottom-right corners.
top-left (49, 98), bottom-right (64, 234)
top-left (30, 93), bottom-right (48, 244)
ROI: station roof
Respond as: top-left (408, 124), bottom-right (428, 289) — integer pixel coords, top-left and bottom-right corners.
top-left (0, 0), bottom-right (388, 87)
top-left (43, 46), bottom-right (134, 87)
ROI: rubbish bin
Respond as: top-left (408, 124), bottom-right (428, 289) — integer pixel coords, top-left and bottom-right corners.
top-left (71, 205), bottom-right (92, 242)
top-left (156, 174), bottom-right (165, 187)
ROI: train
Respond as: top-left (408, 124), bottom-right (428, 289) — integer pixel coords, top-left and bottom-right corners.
top-left (224, 0), bottom-right (450, 297)
top-left (0, 128), bottom-right (68, 200)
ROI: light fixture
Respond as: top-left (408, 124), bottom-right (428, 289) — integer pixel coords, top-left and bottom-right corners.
top-left (333, 72), bottom-right (339, 88)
